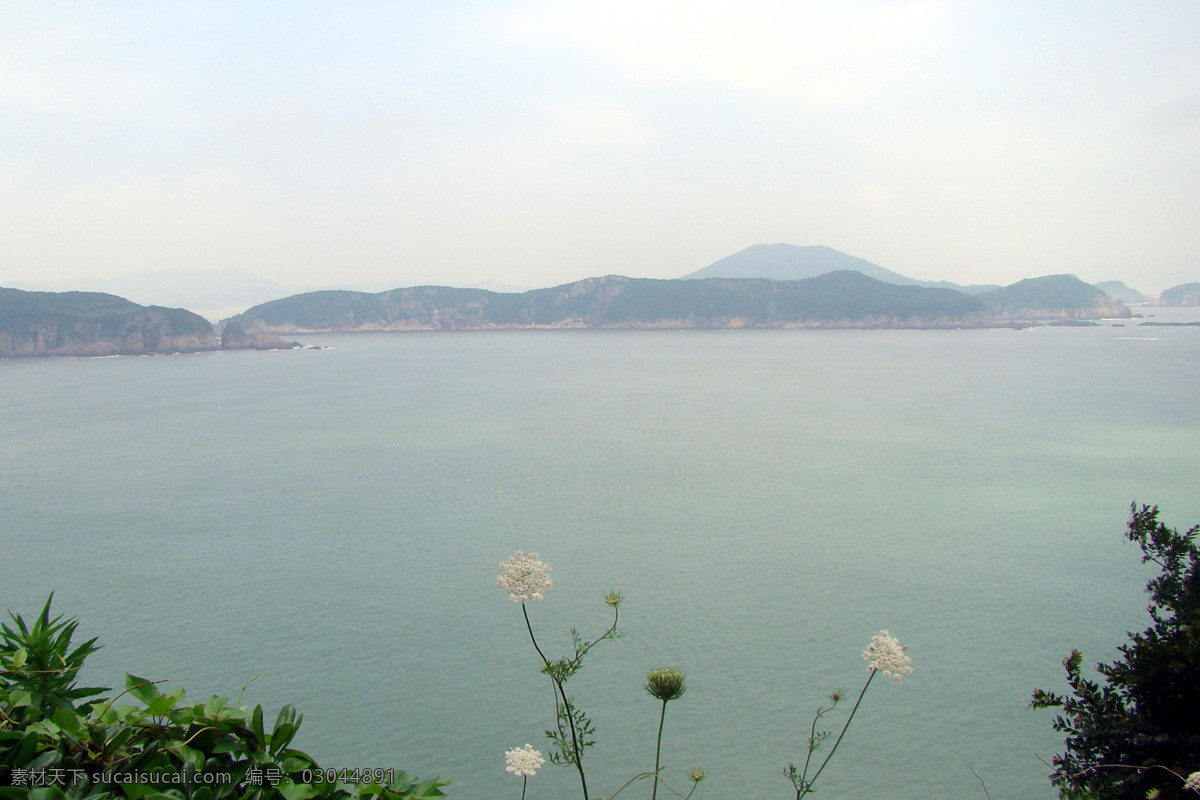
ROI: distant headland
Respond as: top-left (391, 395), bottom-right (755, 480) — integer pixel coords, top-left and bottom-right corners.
top-left (0, 288), bottom-right (295, 358)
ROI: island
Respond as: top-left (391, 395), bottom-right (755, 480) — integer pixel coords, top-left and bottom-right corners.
top-left (1153, 282), bottom-right (1200, 306)
top-left (224, 271), bottom-right (1129, 334)
top-left (0, 288), bottom-right (295, 358)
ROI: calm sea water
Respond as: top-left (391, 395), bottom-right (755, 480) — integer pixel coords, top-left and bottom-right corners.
top-left (3, 317), bottom-right (1199, 800)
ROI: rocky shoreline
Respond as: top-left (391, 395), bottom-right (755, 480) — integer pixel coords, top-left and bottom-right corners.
top-left (0, 288), bottom-right (297, 358)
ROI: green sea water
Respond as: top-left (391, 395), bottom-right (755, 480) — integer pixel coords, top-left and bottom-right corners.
top-left (3, 320), bottom-right (1199, 799)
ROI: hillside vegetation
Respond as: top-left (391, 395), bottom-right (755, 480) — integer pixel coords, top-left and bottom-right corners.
top-left (0, 288), bottom-right (292, 357)
top-left (977, 274), bottom-right (1129, 320)
top-left (227, 271), bottom-right (1129, 333)
top-left (228, 272), bottom-right (990, 332)
top-left (1155, 282), bottom-right (1200, 306)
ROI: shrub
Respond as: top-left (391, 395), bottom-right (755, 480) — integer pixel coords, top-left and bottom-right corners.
top-left (1032, 504), bottom-right (1200, 799)
top-left (0, 595), bottom-right (449, 800)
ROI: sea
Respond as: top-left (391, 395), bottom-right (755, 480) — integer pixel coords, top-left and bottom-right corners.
top-left (3, 310), bottom-right (1199, 800)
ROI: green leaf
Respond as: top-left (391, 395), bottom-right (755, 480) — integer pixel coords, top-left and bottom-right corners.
top-left (10, 730), bottom-right (40, 766)
top-left (118, 785), bottom-right (157, 800)
top-left (407, 776), bottom-right (451, 799)
top-left (126, 674), bottom-right (161, 706)
top-left (278, 752), bottom-right (317, 772)
top-left (176, 744), bottom-right (204, 770)
top-left (269, 705), bottom-right (301, 755)
top-left (269, 723), bottom-right (297, 756)
top-left (28, 787), bottom-right (66, 800)
top-left (251, 704), bottom-right (265, 744)
top-left (103, 725), bottom-right (135, 757)
top-left (146, 693), bottom-right (179, 717)
top-left (277, 781), bottom-right (319, 800)
top-left (11, 646), bottom-right (27, 669)
top-left (273, 705), bottom-right (297, 734)
top-left (51, 706), bottom-right (85, 739)
top-left (25, 749), bottom-right (63, 772)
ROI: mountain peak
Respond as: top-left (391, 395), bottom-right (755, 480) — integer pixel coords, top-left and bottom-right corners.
top-left (681, 243), bottom-right (922, 285)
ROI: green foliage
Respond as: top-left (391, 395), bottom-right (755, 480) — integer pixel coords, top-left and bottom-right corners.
top-left (782, 690), bottom-right (842, 798)
top-left (978, 274), bottom-right (1115, 315)
top-left (508, 579), bottom-right (710, 800)
top-left (544, 702), bottom-right (595, 769)
top-left (0, 288), bottom-right (216, 356)
top-left (0, 596), bottom-right (449, 800)
top-left (0, 593), bottom-right (105, 718)
top-left (1031, 504), bottom-right (1200, 799)
top-left (527, 610), bottom-right (620, 784)
top-left (231, 272), bottom-right (989, 332)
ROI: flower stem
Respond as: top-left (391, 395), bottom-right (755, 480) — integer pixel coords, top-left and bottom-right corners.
top-left (799, 705), bottom-right (825, 786)
top-left (803, 669), bottom-right (876, 795)
top-left (523, 603), bottom-right (590, 800)
top-left (522, 602), bottom-right (551, 664)
top-left (577, 605), bottom-right (620, 660)
top-left (520, 775), bottom-right (527, 800)
top-left (651, 699), bottom-right (668, 800)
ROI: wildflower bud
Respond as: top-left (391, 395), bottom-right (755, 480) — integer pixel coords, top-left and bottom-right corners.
top-left (689, 767), bottom-right (706, 783)
top-left (604, 590), bottom-right (622, 607)
top-left (645, 668), bottom-right (686, 702)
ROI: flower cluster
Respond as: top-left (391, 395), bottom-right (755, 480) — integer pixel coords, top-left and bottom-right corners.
top-left (1184, 771), bottom-right (1200, 792)
top-left (863, 630), bottom-right (913, 682)
top-left (497, 550), bottom-right (553, 603)
top-left (645, 668), bottom-right (687, 702)
top-left (505, 743), bottom-right (545, 777)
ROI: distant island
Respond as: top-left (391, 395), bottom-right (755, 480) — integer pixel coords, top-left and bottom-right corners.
top-left (0, 288), bottom-right (295, 358)
top-left (1153, 282), bottom-right (1200, 306)
top-left (10, 243), bottom-right (1184, 356)
top-left (976, 274), bottom-right (1129, 320)
top-left (681, 243), bottom-right (1003, 294)
top-left (225, 271), bottom-right (1128, 334)
top-left (1094, 280), bottom-right (1150, 305)
top-left (681, 244), bottom-right (1194, 307)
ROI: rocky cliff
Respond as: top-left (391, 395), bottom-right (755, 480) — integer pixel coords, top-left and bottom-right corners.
top-left (0, 288), bottom-right (293, 357)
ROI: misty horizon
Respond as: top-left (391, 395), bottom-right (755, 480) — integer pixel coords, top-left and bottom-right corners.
top-left (1, 3), bottom-right (1197, 301)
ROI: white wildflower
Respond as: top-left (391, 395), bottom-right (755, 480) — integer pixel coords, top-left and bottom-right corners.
top-left (1184, 771), bottom-right (1200, 792)
top-left (863, 630), bottom-right (913, 682)
top-left (505, 743), bottom-right (545, 777)
top-left (497, 550), bottom-right (553, 603)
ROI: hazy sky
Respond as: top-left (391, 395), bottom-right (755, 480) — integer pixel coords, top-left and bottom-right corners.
top-left (3, 1), bottom-right (1198, 298)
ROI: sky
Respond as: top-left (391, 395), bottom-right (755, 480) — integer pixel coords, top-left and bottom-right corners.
top-left (2, 0), bottom-right (1199, 307)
